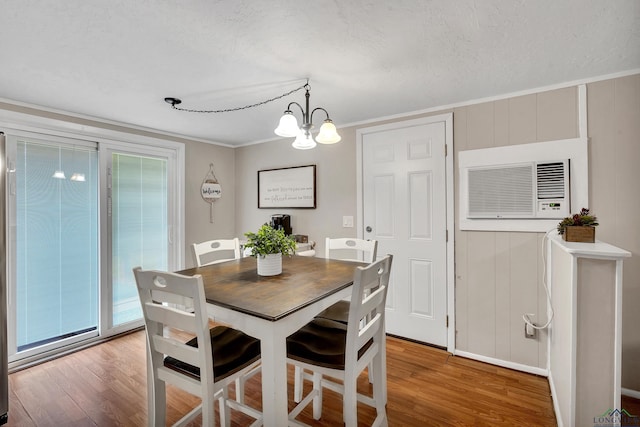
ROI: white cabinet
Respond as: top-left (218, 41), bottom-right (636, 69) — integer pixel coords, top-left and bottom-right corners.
top-left (548, 234), bottom-right (630, 427)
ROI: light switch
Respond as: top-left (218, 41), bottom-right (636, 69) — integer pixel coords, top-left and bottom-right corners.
top-left (342, 216), bottom-right (354, 228)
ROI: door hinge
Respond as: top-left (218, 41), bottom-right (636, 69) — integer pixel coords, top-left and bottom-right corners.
top-left (445, 144), bottom-right (448, 156)
top-left (446, 229), bottom-right (449, 242)
top-left (446, 315), bottom-right (449, 328)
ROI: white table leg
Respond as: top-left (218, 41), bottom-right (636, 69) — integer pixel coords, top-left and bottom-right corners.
top-left (260, 329), bottom-right (289, 427)
top-left (205, 284), bottom-right (354, 426)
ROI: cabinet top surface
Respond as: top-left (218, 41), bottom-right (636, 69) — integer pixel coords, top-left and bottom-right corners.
top-left (550, 234), bottom-right (631, 259)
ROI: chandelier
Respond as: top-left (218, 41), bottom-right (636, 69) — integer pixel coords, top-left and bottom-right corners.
top-left (273, 83), bottom-right (341, 150)
top-left (164, 80), bottom-right (340, 150)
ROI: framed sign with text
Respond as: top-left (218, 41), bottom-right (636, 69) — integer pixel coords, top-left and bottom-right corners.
top-left (258, 165), bottom-right (316, 209)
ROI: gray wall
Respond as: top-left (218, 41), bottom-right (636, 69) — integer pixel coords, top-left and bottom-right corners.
top-left (234, 74), bottom-right (640, 391)
top-left (587, 75), bottom-right (640, 392)
top-left (183, 141), bottom-right (236, 268)
top-left (234, 139), bottom-right (359, 256)
top-left (451, 86), bottom-right (579, 370)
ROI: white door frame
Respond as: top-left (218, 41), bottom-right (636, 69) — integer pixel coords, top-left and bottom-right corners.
top-left (356, 113), bottom-right (455, 353)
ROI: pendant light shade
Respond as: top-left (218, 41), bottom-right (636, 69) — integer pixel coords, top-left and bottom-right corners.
top-left (274, 111), bottom-right (300, 137)
top-left (315, 120), bottom-right (341, 144)
top-left (291, 131), bottom-right (316, 150)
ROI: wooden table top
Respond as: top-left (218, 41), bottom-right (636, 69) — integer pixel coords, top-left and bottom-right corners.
top-left (177, 256), bottom-right (365, 321)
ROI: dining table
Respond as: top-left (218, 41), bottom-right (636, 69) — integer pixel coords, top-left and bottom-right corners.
top-left (177, 255), bottom-right (366, 427)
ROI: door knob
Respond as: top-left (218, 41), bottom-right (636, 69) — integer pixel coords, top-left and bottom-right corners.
top-left (366, 226), bottom-right (372, 232)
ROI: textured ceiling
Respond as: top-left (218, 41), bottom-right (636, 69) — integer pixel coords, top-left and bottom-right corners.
top-left (1, 0), bottom-right (639, 146)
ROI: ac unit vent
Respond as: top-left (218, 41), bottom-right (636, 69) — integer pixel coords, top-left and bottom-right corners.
top-left (537, 162), bottom-right (565, 199)
top-left (465, 159), bottom-right (570, 219)
top-left (468, 165), bottom-right (534, 217)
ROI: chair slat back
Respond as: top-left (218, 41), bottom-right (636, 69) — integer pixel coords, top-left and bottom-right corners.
top-left (133, 267), bottom-right (214, 386)
top-left (356, 287), bottom-right (387, 349)
top-left (325, 238), bottom-right (378, 263)
top-left (144, 303), bottom-right (197, 337)
top-left (152, 334), bottom-right (201, 367)
top-left (192, 238), bottom-right (241, 267)
top-left (346, 255), bottom-right (393, 362)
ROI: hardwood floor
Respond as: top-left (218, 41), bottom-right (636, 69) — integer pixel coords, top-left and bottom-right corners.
top-left (7, 328), bottom-right (612, 426)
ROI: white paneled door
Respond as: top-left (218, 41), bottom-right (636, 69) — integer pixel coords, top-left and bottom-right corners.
top-left (362, 118), bottom-right (448, 346)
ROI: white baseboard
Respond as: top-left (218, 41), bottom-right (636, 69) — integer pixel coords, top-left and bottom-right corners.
top-left (548, 371), bottom-right (565, 427)
top-left (622, 387), bottom-right (640, 399)
top-left (453, 350), bottom-right (548, 376)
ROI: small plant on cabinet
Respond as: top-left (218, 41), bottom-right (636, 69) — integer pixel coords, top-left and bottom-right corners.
top-left (557, 208), bottom-right (599, 242)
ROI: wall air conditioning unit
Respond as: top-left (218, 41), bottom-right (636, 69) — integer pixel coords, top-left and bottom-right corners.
top-left (466, 160), bottom-right (570, 219)
top-left (458, 138), bottom-right (588, 232)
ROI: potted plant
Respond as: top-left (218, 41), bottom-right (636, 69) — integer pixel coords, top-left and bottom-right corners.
top-left (244, 223), bottom-right (297, 276)
top-left (557, 208), bottom-right (599, 242)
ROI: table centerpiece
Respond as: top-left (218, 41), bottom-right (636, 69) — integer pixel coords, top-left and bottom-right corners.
top-left (244, 223), bottom-right (297, 276)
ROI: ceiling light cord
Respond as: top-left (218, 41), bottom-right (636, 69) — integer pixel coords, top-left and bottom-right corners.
top-left (164, 81), bottom-right (308, 114)
top-left (165, 79), bottom-right (341, 149)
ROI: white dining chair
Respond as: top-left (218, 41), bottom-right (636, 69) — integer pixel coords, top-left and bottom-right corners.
top-left (133, 267), bottom-right (263, 427)
top-left (293, 237), bottom-right (378, 402)
top-left (325, 237), bottom-right (378, 264)
top-left (192, 237), bottom-right (260, 405)
top-left (191, 238), bottom-right (241, 267)
top-left (317, 237), bottom-right (378, 322)
top-left (287, 255), bottom-right (393, 427)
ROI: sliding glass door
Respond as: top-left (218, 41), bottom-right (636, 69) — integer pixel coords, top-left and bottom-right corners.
top-left (8, 134), bottom-right (99, 358)
top-left (5, 129), bottom-right (183, 364)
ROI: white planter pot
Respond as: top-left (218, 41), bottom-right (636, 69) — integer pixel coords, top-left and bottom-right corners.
top-left (257, 253), bottom-right (282, 276)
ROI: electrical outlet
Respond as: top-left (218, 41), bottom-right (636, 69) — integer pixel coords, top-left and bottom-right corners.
top-left (342, 216), bottom-right (354, 228)
top-left (525, 322), bottom-right (536, 338)
top-left (524, 313), bottom-right (537, 339)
